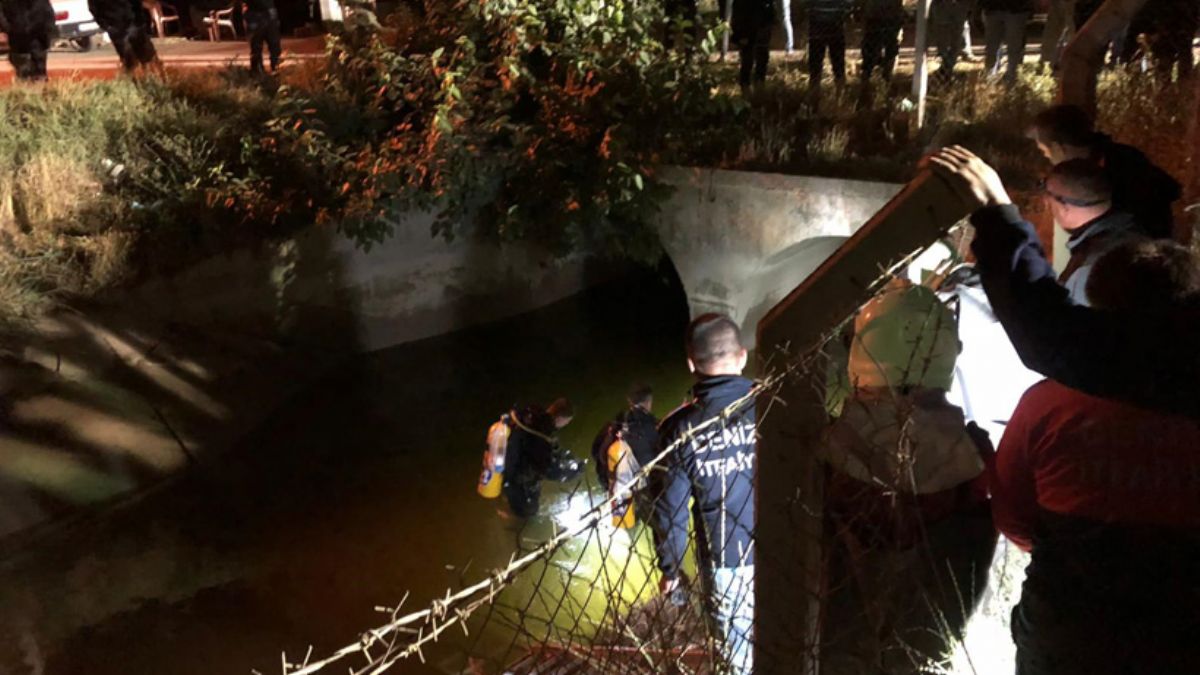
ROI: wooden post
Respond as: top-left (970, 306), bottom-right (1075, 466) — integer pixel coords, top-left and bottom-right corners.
top-left (1057, 0), bottom-right (1147, 113)
top-left (911, 0), bottom-right (931, 129)
top-left (754, 169), bottom-right (974, 674)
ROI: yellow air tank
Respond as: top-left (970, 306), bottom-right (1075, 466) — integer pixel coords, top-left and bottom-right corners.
top-left (477, 418), bottom-right (510, 498)
top-left (607, 438), bottom-right (637, 529)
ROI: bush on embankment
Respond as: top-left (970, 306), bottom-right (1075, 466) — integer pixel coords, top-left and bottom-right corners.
top-left (0, 0), bottom-right (1193, 335)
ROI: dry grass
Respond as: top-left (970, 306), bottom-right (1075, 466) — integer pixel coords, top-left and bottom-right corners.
top-left (0, 56), bottom-right (1193, 335)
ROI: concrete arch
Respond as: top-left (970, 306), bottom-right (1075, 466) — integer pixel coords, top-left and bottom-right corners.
top-left (655, 167), bottom-right (902, 348)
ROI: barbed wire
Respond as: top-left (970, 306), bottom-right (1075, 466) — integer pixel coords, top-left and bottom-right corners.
top-left (270, 239), bottom-right (992, 675)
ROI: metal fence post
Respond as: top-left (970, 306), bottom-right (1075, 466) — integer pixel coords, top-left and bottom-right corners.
top-left (912, 0), bottom-right (931, 130)
top-left (754, 169), bottom-right (974, 674)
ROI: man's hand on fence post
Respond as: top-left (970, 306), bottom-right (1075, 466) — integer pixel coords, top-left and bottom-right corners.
top-left (927, 145), bottom-right (1014, 210)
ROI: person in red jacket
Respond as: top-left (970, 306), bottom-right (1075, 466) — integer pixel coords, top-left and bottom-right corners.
top-left (991, 239), bottom-right (1200, 675)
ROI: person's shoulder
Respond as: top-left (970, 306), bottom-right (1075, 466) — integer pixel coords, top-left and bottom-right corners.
top-left (1017, 379), bottom-right (1072, 406)
top-left (657, 399), bottom-right (698, 438)
top-left (1017, 379), bottom-right (1124, 421)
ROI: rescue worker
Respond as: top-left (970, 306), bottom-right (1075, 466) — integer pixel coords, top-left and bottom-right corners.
top-left (88, 0), bottom-right (159, 72)
top-left (929, 145), bottom-right (1200, 420)
top-left (820, 281), bottom-right (996, 669)
top-left (1029, 105), bottom-right (1182, 239)
top-left (591, 384), bottom-right (658, 527)
top-left (498, 398), bottom-right (581, 519)
top-left (245, 0), bottom-right (282, 74)
top-left (0, 0), bottom-right (55, 80)
top-left (652, 314), bottom-right (756, 675)
top-left (992, 239), bottom-right (1200, 674)
top-left (1041, 159), bottom-right (1141, 305)
top-left (591, 384), bottom-right (658, 486)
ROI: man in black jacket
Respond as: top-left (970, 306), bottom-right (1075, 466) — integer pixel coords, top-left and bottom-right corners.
top-left (731, 0), bottom-right (774, 88)
top-left (859, 0), bottom-right (904, 83)
top-left (245, 0), bottom-right (282, 74)
top-left (88, 0), bottom-right (158, 71)
top-left (1030, 105), bottom-right (1182, 239)
top-left (807, 0), bottom-right (852, 84)
top-left (652, 314), bottom-right (756, 675)
top-left (1041, 159), bottom-right (1141, 305)
top-left (929, 145), bottom-right (1200, 421)
top-left (1, 0), bottom-right (55, 80)
top-left (504, 398), bottom-right (582, 519)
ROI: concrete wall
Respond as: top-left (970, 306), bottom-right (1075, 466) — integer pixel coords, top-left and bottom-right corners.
top-left (117, 213), bottom-right (594, 353)
top-left (0, 213), bottom-right (600, 546)
top-left (0, 169), bottom-right (904, 546)
top-left (656, 167), bottom-right (902, 347)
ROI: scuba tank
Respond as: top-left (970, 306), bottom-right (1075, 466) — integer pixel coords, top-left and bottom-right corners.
top-left (477, 414), bottom-right (511, 499)
top-left (607, 436), bottom-right (638, 529)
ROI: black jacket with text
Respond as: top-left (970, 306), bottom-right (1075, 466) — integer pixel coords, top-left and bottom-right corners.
top-left (652, 376), bottom-right (757, 578)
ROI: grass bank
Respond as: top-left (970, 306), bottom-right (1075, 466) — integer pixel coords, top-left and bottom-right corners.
top-left (0, 12), bottom-right (1193, 336)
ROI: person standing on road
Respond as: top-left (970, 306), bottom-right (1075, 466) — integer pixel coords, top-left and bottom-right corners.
top-left (0, 0), bottom-right (55, 80)
top-left (1038, 0), bottom-right (1074, 72)
top-left (981, 0), bottom-right (1031, 84)
top-left (88, 0), bottom-right (159, 71)
top-left (806, 0), bottom-right (852, 84)
top-left (859, 0), bottom-right (904, 82)
top-left (732, 0), bottom-right (775, 88)
top-left (245, 0), bottom-right (282, 74)
top-left (932, 0), bottom-right (975, 81)
top-left (652, 314), bottom-right (757, 675)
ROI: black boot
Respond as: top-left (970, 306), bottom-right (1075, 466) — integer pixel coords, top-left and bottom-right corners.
top-left (9, 52), bottom-right (46, 81)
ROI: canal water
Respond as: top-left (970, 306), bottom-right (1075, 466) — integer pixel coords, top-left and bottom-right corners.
top-left (0, 266), bottom-right (697, 675)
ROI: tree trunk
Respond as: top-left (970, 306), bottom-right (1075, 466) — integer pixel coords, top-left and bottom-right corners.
top-left (1057, 0), bottom-right (1148, 113)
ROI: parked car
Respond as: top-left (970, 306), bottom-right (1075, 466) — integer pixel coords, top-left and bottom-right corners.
top-left (52, 0), bottom-right (104, 51)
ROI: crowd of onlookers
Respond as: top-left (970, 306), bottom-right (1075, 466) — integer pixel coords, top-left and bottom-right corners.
top-left (689, 0), bottom-right (1200, 87)
top-left (929, 103), bottom-right (1198, 671)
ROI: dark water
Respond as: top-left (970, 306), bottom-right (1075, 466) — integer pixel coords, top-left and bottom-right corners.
top-left (0, 267), bottom-right (694, 675)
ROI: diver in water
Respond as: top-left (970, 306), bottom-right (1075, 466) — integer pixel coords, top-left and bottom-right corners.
top-left (478, 398), bottom-right (581, 519)
top-left (592, 384), bottom-right (658, 527)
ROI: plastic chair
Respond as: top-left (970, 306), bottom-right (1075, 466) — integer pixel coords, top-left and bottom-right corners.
top-left (203, 4), bottom-right (238, 41)
top-left (143, 0), bottom-right (181, 37)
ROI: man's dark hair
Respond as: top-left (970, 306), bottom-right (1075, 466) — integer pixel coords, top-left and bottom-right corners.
top-left (1086, 240), bottom-right (1200, 311)
top-left (685, 313), bottom-right (744, 372)
top-left (1048, 159), bottom-right (1112, 205)
top-left (547, 397), bottom-right (575, 419)
top-left (1032, 104), bottom-right (1097, 148)
top-left (627, 383), bottom-right (653, 407)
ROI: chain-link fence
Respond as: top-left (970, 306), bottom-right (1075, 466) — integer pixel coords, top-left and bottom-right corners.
top-left (271, 223), bottom-right (1036, 675)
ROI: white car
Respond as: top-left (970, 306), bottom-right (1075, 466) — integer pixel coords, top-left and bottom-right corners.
top-left (52, 0), bottom-right (105, 52)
